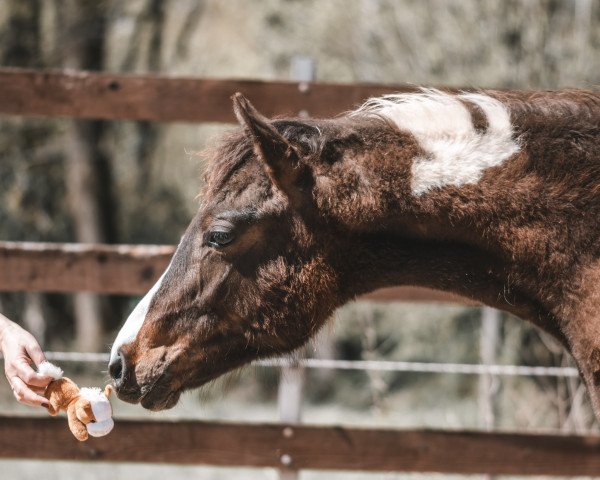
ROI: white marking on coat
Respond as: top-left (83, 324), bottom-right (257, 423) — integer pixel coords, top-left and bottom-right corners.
top-left (352, 89), bottom-right (520, 195)
top-left (109, 265), bottom-right (170, 364)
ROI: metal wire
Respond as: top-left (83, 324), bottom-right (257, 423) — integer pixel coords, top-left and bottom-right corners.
top-left (38, 351), bottom-right (580, 378)
top-left (257, 358), bottom-right (580, 377)
top-left (44, 351), bottom-right (110, 362)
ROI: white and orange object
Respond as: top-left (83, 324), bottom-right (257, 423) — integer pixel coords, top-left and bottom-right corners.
top-left (38, 361), bottom-right (114, 441)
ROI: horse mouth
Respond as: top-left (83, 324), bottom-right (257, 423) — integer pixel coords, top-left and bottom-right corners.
top-left (114, 372), bottom-right (181, 411)
top-left (138, 370), bottom-right (234, 410)
top-left (139, 381), bottom-right (181, 411)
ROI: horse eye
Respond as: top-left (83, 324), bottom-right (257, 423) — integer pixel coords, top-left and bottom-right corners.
top-left (208, 230), bottom-right (234, 248)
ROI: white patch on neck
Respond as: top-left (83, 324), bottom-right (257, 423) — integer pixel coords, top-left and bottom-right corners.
top-left (109, 266), bottom-right (169, 364)
top-left (353, 89), bottom-right (520, 195)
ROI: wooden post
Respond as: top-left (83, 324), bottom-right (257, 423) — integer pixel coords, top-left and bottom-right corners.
top-left (276, 55), bottom-right (315, 480)
top-left (479, 306), bottom-right (501, 480)
top-left (575, 0), bottom-right (592, 71)
top-left (479, 306), bottom-right (500, 430)
top-left (277, 356), bottom-right (304, 480)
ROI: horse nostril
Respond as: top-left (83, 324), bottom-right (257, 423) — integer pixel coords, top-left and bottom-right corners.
top-left (109, 351), bottom-right (124, 383)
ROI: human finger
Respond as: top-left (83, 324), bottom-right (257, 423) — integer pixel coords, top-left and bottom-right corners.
top-left (25, 340), bottom-right (47, 367)
top-left (13, 358), bottom-right (52, 388)
top-left (9, 376), bottom-right (49, 407)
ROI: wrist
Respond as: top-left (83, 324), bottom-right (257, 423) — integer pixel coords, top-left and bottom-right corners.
top-left (0, 314), bottom-right (16, 347)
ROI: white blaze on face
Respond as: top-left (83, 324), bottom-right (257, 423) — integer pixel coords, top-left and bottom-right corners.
top-left (352, 89), bottom-right (520, 196)
top-left (109, 267), bottom-right (169, 365)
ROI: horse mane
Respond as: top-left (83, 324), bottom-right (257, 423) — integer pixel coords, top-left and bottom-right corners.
top-left (492, 88), bottom-right (600, 120)
top-left (203, 88), bottom-right (600, 200)
top-left (350, 87), bottom-right (600, 128)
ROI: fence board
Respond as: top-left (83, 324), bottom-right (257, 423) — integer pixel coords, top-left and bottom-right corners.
top-left (0, 241), bottom-right (172, 295)
top-left (0, 67), bottom-right (422, 123)
top-left (0, 416), bottom-right (599, 475)
top-left (0, 241), bottom-right (472, 303)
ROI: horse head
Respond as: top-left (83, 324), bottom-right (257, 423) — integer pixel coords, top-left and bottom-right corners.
top-left (108, 94), bottom-right (372, 410)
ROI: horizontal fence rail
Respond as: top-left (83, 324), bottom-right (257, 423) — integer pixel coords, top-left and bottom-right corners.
top-left (1, 416), bottom-right (600, 476)
top-left (0, 241), bottom-right (474, 303)
top-left (0, 241), bottom-right (173, 295)
top-left (0, 67), bottom-right (425, 123)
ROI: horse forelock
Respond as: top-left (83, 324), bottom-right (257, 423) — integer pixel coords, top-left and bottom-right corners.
top-left (202, 130), bottom-right (255, 197)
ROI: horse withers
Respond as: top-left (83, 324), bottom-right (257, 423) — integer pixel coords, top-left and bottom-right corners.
top-left (109, 88), bottom-right (600, 415)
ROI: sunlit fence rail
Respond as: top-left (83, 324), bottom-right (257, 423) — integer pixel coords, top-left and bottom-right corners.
top-left (0, 67), bottom-right (424, 123)
top-left (3, 415), bottom-right (600, 476)
top-left (1, 67), bottom-right (599, 477)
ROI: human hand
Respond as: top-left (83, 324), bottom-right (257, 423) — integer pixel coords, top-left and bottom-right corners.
top-left (0, 318), bottom-right (53, 407)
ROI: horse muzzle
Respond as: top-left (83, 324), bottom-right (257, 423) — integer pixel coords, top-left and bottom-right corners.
top-left (108, 347), bottom-right (141, 402)
top-left (108, 347), bottom-right (182, 410)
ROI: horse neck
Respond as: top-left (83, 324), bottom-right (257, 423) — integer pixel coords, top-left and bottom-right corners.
top-left (326, 89), bottom-right (600, 326)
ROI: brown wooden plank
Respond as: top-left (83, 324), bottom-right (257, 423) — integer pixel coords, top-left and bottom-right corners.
top-left (0, 67), bottom-right (420, 123)
top-left (0, 416), bottom-right (599, 475)
top-left (0, 241), bottom-right (173, 295)
top-left (0, 241), bottom-right (469, 303)
top-left (364, 286), bottom-right (477, 305)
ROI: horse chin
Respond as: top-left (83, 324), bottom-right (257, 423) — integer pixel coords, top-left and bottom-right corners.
top-left (140, 388), bottom-right (181, 411)
top-left (140, 391), bottom-right (181, 412)
top-left (115, 388), bottom-right (142, 405)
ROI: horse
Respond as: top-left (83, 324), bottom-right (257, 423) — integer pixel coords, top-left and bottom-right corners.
top-left (109, 88), bottom-right (600, 416)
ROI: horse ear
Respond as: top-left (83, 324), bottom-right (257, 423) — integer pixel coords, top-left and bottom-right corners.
top-left (232, 93), bottom-right (306, 203)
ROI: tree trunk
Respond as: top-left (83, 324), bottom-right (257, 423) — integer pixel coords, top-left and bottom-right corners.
top-left (60, 0), bottom-right (111, 352)
top-left (64, 121), bottom-right (106, 352)
top-left (0, 0), bottom-right (41, 68)
top-left (0, 0), bottom-right (47, 341)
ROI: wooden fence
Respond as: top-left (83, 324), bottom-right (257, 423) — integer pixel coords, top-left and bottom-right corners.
top-left (3, 415), bottom-right (600, 476)
top-left (1, 67), bottom-right (599, 476)
top-left (0, 67), bottom-right (421, 123)
top-left (0, 241), bottom-right (471, 303)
